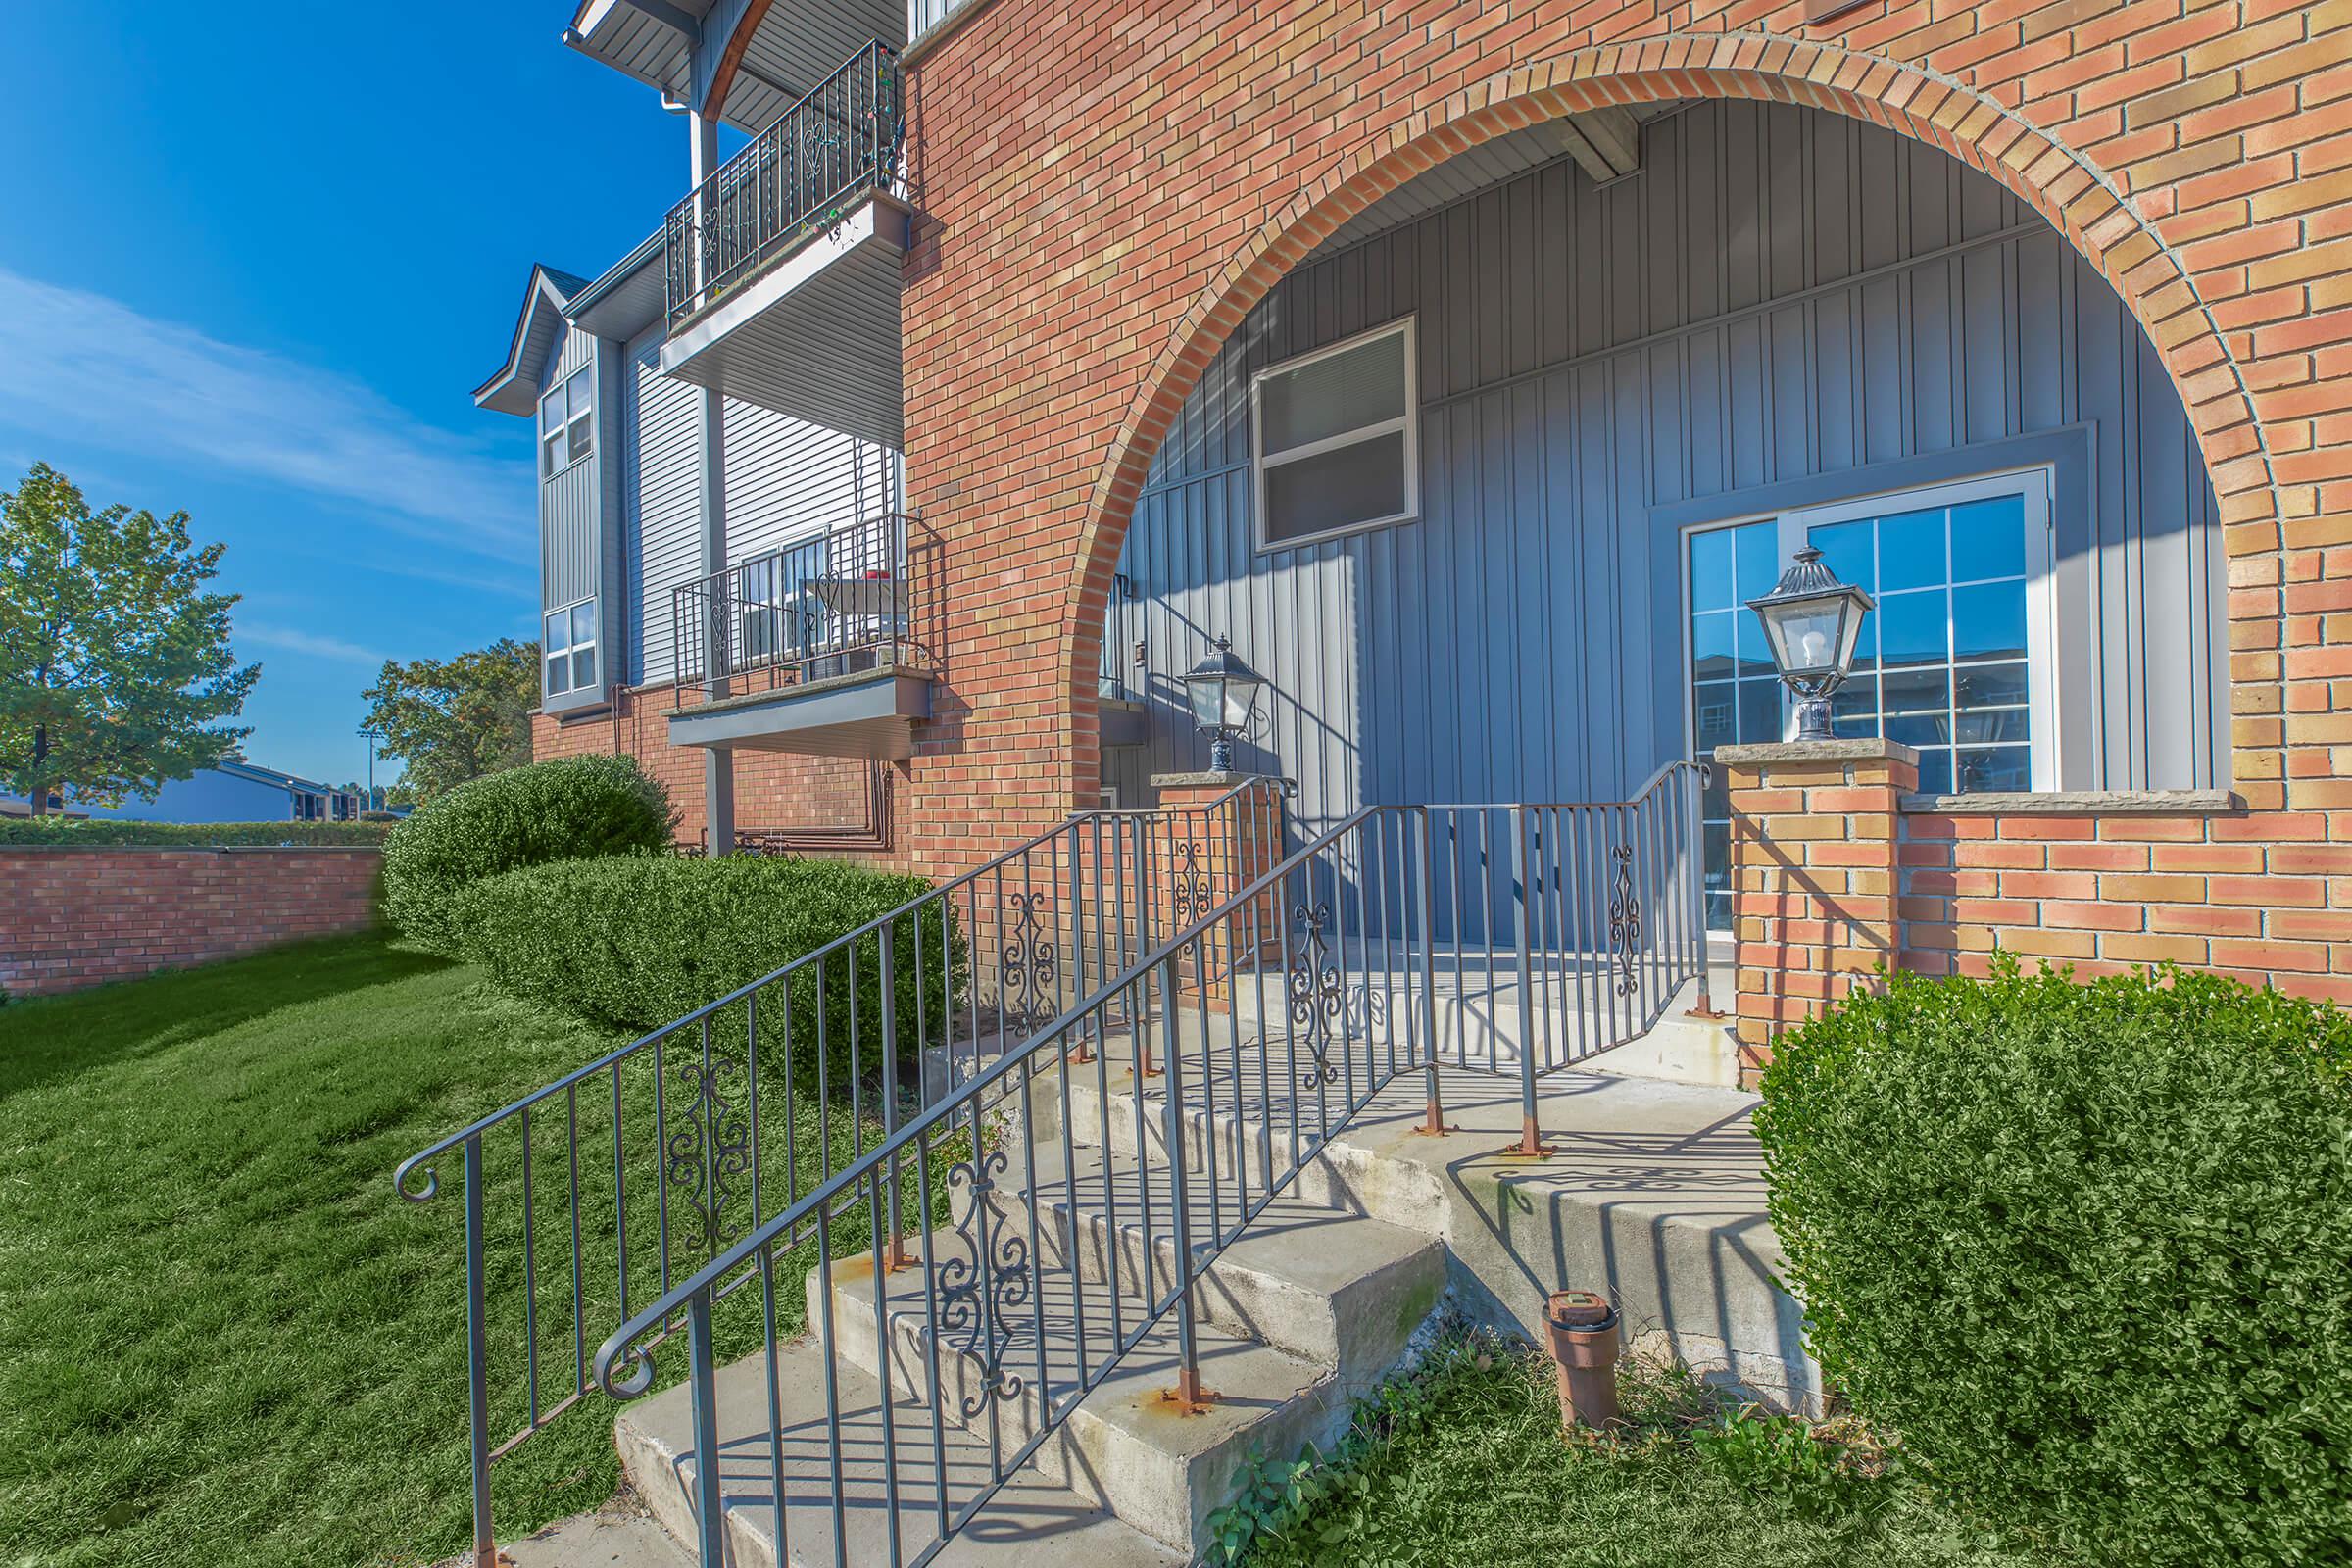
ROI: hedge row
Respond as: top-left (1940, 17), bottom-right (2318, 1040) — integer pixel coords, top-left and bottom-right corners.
top-left (451, 853), bottom-right (964, 1080)
top-left (379, 755), bottom-right (673, 954)
top-left (1754, 958), bottom-right (2352, 1566)
top-left (0, 819), bottom-right (390, 847)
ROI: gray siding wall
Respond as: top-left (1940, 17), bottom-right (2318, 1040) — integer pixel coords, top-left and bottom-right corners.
top-left (1104, 99), bottom-right (2227, 829)
top-left (540, 320), bottom-right (601, 614)
top-left (623, 324), bottom-right (703, 686)
top-left (622, 324), bottom-right (906, 688)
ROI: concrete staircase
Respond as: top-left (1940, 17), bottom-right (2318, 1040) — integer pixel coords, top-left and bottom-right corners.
top-left (612, 1019), bottom-right (1449, 1565)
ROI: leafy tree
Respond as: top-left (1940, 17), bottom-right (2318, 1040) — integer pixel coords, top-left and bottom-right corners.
top-left (0, 464), bottom-right (260, 815)
top-left (360, 639), bottom-right (539, 804)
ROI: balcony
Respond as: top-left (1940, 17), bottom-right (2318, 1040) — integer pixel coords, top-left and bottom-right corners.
top-left (658, 39), bottom-right (909, 448)
top-left (668, 511), bottom-right (941, 760)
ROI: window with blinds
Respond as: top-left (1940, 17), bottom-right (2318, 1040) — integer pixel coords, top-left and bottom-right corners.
top-left (1250, 318), bottom-right (1419, 551)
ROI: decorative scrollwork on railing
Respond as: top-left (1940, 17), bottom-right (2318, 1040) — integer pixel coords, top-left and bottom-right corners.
top-left (938, 1147), bottom-right (1030, 1420)
top-left (1606, 842), bottom-right (1641, 997)
top-left (1000, 890), bottom-right (1059, 1031)
top-left (1173, 838), bottom-right (1213, 925)
top-left (665, 1055), bottom-right (752, 1258)
top-left (1286, 901), bottom-right (1348, 1088)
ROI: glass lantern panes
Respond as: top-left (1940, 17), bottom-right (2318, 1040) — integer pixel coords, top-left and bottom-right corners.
top-left (1688, 519), bottom-right (1784, 931)
top-left (1806, 494), bottom-right (2031, 796)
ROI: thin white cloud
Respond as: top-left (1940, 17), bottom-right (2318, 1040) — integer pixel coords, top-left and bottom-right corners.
top-left (0, 267), bottom-right (532, 562)
top-left (237, 620), bottom-right (392, 667)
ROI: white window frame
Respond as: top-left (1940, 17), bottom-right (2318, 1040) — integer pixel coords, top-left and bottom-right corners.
top-left (544, 596), bottom-right (599, 698)
top-left (1680, 466), bottom-right (2060, 793)
top-left (1250, 317), bottom-right (1419, 554)
top-left (539, 367), bottom-right (594, 479)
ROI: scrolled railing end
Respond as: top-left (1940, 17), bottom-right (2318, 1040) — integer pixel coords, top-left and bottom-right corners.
top-left (594, 1322), bottom-right (660, 1400)
top-left (394, 1152), bottom-right (439, 1203)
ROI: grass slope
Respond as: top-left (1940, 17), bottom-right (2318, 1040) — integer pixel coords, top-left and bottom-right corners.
top-left (0, 933), bottom-right (893, 1568)
top-left (1238, 1339), bottom-right (2038, 1568)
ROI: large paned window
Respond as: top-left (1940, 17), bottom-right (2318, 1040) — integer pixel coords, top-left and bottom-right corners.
top-left (1686, 470), bottom-right (2056, 930)
top-left (1251, 318), bottom-right (1418, 551)
top-left (539, 367), bottom-right (594, 478)
top-left (1687, 520), bottom-right (1786, 932)
top-left (544, 597), bottom-right (599, 697)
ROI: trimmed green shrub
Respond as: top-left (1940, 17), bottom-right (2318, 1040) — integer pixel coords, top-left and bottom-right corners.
top-left (0, 818), bottom-right (388, 847)
top-left (379, 756), bottom-right (672, 953)
top-left (1754, 957), bottom-right (2352, 1566)
top-left (450, 853), bottom-right (963, 1077)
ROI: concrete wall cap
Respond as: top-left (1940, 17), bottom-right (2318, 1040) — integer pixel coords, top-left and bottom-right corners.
top-left (1900, 788), bottom-right (2243, 815)
top-left (1149, 770), bottom-right (1290, 789)
top-left (1713, 739), bottom-right (1921, 765)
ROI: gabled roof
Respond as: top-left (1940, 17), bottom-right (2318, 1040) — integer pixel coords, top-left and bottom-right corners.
top-left (215, 760), bottom-right (337, 794)
top-left (563, 228), bottom-right (667, 344)
top-left (473, 265), bottom-right (591, 417)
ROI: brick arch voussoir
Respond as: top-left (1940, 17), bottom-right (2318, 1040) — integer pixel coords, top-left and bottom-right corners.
top-left (1057, 34), bottom-right (2271, 806)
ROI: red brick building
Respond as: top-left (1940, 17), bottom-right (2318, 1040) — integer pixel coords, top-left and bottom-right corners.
top-left (503, 0), bottom-right (2352, 1073)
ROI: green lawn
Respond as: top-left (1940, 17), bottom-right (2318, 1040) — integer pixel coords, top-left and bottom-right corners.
top-left (1230, 1337), bottom-right (2040, 1568)
top-left (0, 933), bottom-right (903, 1568)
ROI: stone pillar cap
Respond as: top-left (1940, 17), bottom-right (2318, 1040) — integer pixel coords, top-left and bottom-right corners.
top-left (1713, 739), bottom-right (1921, 765)
top-left (1148, 770), bottom-right (1292, 789)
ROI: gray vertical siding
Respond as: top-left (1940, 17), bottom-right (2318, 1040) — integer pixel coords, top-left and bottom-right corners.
top-left (1103, 99), bottom-right (2227, 829)
top-left (540, 320), bottom-right (601, 615)
top-left (623, 322), bottom-right (906, 687)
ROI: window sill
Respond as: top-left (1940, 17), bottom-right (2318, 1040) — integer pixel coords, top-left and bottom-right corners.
top-left (1899, 788), bottom-right (2242, 816)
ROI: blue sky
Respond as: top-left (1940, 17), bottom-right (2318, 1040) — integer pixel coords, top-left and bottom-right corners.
top-left (0, 5), bottom-right (699, 787)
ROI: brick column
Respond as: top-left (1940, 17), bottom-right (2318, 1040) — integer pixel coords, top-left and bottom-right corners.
top-left (1149, 772), bottom-right (1287, 1003)
top-left (1717, 739), bottom-right (1918, 1087)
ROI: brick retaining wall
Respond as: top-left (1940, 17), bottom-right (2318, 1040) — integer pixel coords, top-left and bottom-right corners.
top-left (0, 847), bottom-right (382, 999)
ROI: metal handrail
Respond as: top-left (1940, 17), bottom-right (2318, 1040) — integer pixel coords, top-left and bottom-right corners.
top-left (596, 799), bottom-right (1385, 1395)
top-left (583, 765), bottom-right (1712, 1566)
top-left (395, 775), bottom-right (1289, 1568)
top-left (663, 39), bottom-right (905, 326)
top-left (672, 511), bottom-right (937, 706)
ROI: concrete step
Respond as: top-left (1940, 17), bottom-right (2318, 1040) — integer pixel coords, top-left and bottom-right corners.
top-left (808, 1234), bottom-right (1361, 1556)
top-left (614, 1330), bottom-right (1181, 1568)
top-left (485, 1496), bottom-right (692, 1568)
top-left (1000, 1133), bottom-right (1447, 1380)
top-left (1050, 1027), bottom-right (1818, 1411)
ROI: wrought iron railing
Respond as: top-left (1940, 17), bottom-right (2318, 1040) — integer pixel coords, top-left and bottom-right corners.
top-left (663, 39), bottom-right (906, 327)
top-left (394, 778), bottom-right (1289, 1568)
top-left (672, 512), bottom-right (939, 706)
top-left (579, 763), bottom-right (1711, 1566)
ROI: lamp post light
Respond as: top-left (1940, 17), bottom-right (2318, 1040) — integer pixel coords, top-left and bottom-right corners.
top-left (1745, 547), bottom-right (1875, 743)
top-left (1179, 634), bottom-right (1267, 775)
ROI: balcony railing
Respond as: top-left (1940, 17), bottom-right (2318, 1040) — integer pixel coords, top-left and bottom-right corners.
top-left (663, 39), bottom-right (906, 327)
top-left (672, 511), bottom-right (939, 705)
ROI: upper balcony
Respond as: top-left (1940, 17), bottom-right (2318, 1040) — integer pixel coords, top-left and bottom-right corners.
top-left (667, 510), bottom-right (942, 759)
top-left (657, 39), bottom-right (910, 449)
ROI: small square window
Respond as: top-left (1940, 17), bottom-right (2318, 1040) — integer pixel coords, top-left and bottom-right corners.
top-left (1252, 318), bottom-right (1418, 551)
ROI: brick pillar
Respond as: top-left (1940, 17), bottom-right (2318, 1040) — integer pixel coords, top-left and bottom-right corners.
top-left (1718, 739), bottom-right (1917, 1088)
top-left (1149, 772), bottom-right (1286, 1004)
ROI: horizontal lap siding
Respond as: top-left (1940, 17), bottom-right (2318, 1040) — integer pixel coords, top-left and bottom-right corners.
top-left (625, 326), bottom-right (704, 686)
top-left (719, 405), bottom-right (896, 564)
top-left (1106, 99), bottom-right (2226, 832)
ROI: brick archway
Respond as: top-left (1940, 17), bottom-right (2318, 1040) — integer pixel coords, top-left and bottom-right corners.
top-left (1056, 32), bottom-right (2274, 806)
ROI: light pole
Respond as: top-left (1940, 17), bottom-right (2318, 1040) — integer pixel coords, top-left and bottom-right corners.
top-left (357, 726), bottom-right (384, 811)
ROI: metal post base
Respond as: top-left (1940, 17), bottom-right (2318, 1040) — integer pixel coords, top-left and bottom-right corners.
top-left (1407, 1095), bottom-right (1456, 1137)
top-left (1156, 1366), bottom-right (1221, 1415)
top-left (1502, 1115), bottom-right (1556, 1159)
